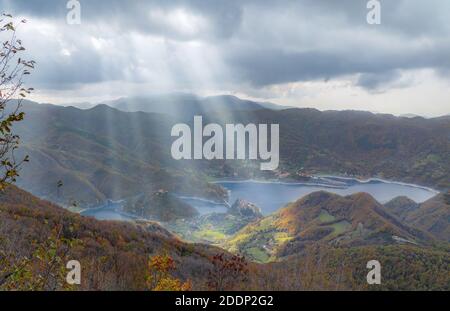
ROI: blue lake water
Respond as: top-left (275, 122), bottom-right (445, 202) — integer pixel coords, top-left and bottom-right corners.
top-left (215, 177), bottom-right (438, 215)
top-left (81, 177), bottom-right (439, 220)
top-left (81, 201), bottom-right (138, 221)
top-left (176, 197), bottom-right (229, 215)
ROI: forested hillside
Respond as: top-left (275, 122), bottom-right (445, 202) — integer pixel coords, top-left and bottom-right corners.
top-left (205, 108), bottom-right (450, 189)
top-left (14, 101), bottom-right (227, 206)
top-left (0, 186), bottom-right (221, 290)
top-left (13, 101), bottom-right (450, 209)
top-left (1, 186), bottom-right (448, 291)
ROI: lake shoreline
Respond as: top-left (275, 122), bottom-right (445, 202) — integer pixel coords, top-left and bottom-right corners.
top-left (212, 175), bottom-right (440, 194)
top-left (79, 175), bottom-right (440, 221)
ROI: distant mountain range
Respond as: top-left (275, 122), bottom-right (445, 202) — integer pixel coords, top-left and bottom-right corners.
top-left (12, 98), bottom-right (450, 207)
top-left (65, 94), bottom-right (448, 119)
top-left (93, 93), bottom-right (288, 117)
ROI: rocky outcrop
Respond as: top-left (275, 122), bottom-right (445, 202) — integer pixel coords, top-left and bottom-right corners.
top-left (229, 199), bottom-right (263, 220)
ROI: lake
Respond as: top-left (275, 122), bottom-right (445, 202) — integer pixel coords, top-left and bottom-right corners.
top-left (80, 200), bottom-right (138, 221)
top-left (81, 176), bottom-right (439, 220)
top-left (215, 176), bottom-right (438, 215)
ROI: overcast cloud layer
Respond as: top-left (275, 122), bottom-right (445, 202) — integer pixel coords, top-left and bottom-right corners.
top-left (1, 0), bottom-right (449, 116)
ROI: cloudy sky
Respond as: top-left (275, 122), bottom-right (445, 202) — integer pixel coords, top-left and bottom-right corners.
top-left (1, 0), bottom-right (449, 116)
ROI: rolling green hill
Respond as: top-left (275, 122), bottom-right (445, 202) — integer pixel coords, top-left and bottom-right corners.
top-left (225, 191), bottom-right (439, 262)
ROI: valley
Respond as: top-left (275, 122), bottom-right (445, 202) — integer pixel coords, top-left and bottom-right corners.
top-left (2, 183), bottom-right (448, 290)
top-left (2, 98), bottom-right (449, 291)
top-left (12, 98), bottom-right (450, 211)
top-left (78, 177), bottom-right (442, 258)
top-left (1, 0), bottom-right (450, 294)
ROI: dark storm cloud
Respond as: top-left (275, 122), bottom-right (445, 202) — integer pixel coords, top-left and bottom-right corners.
top-left (226, 39), bottom-right (450, 88)
top-left (220, 0), bottom-right (450, 89)
top-left (356, 70), bottom-right (403, 90)
top-left (1, 0), bottom-right (243, 40)
top-left (1, 0), bottom-right (449, 91)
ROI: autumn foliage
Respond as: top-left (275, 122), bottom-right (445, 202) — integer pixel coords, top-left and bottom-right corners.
top-left (206, 253), bottom-right (249, 291)
top-left (146, 254), bottom-right (191, 291)
top-left (0, 14), bottom-right (34, 191)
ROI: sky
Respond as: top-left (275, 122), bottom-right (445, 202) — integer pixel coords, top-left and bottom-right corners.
top-left (1, 0), bottom-right (449, 117)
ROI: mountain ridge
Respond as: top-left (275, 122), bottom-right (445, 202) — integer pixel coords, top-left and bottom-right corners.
top-left (10, 99), bottom-right (450, 210)
top-left (226, 191), bottom-right (443, 262)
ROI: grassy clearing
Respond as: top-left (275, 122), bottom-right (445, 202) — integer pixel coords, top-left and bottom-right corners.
top-left (318, 210), bottom-right (336, 223)
top-left (246, 247), bottom-right (270, 262)
top-left (329, 220), bottom-right (351, 236)
top-left (193, 229), bottom-right (228, 243)
top-left (274, 232), bottom-right (293, 243)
